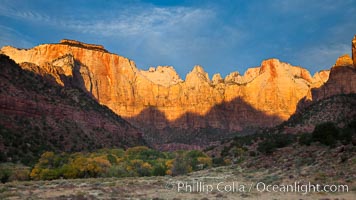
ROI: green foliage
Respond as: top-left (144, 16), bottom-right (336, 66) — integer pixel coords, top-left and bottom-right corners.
top-left (0, 168), bottom-right (11, 183)
top-left (298, 133), bottom-right (312, 146)
top-left (107, 154), bottom-right (117, 165)
top-left (127, 159), bottom-right (153, 176)
top-left (171, 152), bottom-right (191, 176)
top-left (152, 162), bottom-right (166, 176)
top-left (0, 55), bottom-right (146, 166)
top-left (221, 133), bottom-right (269, 158)
top-left (212, 157), bottom-right (225, 166)
top-left (104, 164), bottom-right (128, 178)
top-left (28, 147), bottom-right (211, 181)
top-left (339, 119), bottom-right (356, 144)
top-left (257, 134), bottom-right (296, 155)
top-left (312, 122), bottom-right (339, 146)
top-left (125, 146), bottom-right (165, 161)
top-left (257, 140), bottom-right (276, 155)
top-left (309, 121), bottom-right (355, 147)
top-left (169, 150), bottom-right (212, 176)
top-left (0, 163), bottom-right (30, 183)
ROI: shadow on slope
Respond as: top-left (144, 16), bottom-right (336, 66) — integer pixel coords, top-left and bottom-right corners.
top-left (127, 97), bottom-right (283, 150)
top-left (0, 55), bottom-right (144, 165)
top-left (281, 65), bottom-right (356, 133)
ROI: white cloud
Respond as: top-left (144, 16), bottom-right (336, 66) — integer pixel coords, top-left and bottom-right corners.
top-left (272, 0), bottom-right (354, 13)
top-left (0, 25), bottom-right (34, 48)
top-left (0, 1), bottom-right (50, 22)
top-left (296, 43), bottom-right (350, 72)
top-left (0, 2), bottom-right (215, 38)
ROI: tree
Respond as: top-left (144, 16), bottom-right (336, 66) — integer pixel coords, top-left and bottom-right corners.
top-left (171, 152), bottom-right (191, 176)
top-left (0, 168), bottom-right (11, 183)
top-left (312, 122), bottom-right (339, 146)
top-left (127, 159), bottom-right (153, 176)
top-left (107, 154), bottom-right (117, 165)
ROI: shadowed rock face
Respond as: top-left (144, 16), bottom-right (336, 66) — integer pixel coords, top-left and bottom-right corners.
top-left (60, 39), bottom-right (108, 52)
top-left (282, 40), bottom-right (356, 134)
top-left (312, 59), bottom-right (356, 101)
top-left (5, 38), bottom-right (354, 147)
top-left (0, 55), bottom-right (145, 162)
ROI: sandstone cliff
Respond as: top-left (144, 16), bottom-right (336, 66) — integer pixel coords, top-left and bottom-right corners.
top-left (0, 55), bottom-right (144, 163)
top-left (140, 66), bottom-right (183, 87)
top-left (312, 55), bottom-right (356, 101)
top-left (0, 39), bottom-right (344, 147)
top-left (281, 49), bottom-right (356, 134)
top-left (353, 35), bottom-right (356, 67)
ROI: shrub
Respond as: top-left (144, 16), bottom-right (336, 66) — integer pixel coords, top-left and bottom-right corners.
top-left (312, 122), bottom-right (339, 146)
top-left (212, 157), bottom-right (225, 166)
top-left (0, 163), bottom-right (30, 183)
top-left (27, 147), bottom-right (210, 180)
top-left (197, 157), bottom-right (212, 169)
top-left (0, 168), bottom-right (11, 183)
top-left (299, 133), bottom-right (312, 146)
top-left (257, 140), bottom-right (276, 155)
top-left (185, 150), bottom-right (208, 170)
top-left (104, 164), bottom-right (128, 177)
top-left (127, 159), bottom-right (153, 176)
top-left (339, 119), bottom-right (356, 144)
top-left (257, 134), bottom-right (296, 155)
top-left (171, 152), bottom-right (191, 176)
top-left (125, 146), bottom-right (165, 161)
top-left (273, 134), bottom-right (295, 148)
top-left (107, 154), bottom-right (117, 165)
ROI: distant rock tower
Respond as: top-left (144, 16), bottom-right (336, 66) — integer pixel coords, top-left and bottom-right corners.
top-left (352, 35), bottom-right (356, 68)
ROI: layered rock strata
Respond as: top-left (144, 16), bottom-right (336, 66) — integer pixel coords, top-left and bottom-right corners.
top-left (1, 39), bottom-right (341, 145)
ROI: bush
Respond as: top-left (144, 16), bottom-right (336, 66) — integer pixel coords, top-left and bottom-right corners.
top-left (339, 119), bottom-right (356, 145)
top-left (273, 134), bottom-right (295, 148)
top-left (299, 133), bottom-right (312, 146)
top-left (28, 147), bottom-right (211, 180)
top-left (127, 159), bottom-right (153, 176)
top-left (0, 168), bottom-right (11, 183)
top-left (0, 163), bottom-right (30, 182)
top-left (257, 140), bottom-right (276, 155)
top-left (104, 164), bottom-right (128, 177)
top-left (257, 134), bottom-right (295, 155)
top-left (171, 153), bottom-right (191, 176)
top-left (312, 122), bottom-right (339, 146)
top-left (212, 157), bottom-right (225, 166)
top-left (152, 164), bottom-right (166, 176)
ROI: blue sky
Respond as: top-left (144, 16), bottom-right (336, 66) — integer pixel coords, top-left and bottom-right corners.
top-left (0, 0), bottom-right (355, 78)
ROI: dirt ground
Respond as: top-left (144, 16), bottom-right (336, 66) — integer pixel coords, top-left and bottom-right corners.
top-left (1, 164), bottom-right (354, 200)
top-left (1, 144), bottom-right (355, 199)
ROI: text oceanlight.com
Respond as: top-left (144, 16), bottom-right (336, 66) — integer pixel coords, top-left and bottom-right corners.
top-left (167, 181), bottom-right (349, 194)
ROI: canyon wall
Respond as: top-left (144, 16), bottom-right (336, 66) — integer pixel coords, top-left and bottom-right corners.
top-left (6, 37), bottom-right (356, 146)
top-left (0, 54), bottom-right (144, 161)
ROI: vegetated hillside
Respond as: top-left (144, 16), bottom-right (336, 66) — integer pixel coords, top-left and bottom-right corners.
top-left (1, 40), bottom-right (331, 149)
top-left (283, 94), bottom-right (356, 132)
top-left (0, 55), bottom-right (145, 165)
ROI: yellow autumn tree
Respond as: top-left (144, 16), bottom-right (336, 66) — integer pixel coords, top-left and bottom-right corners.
top-left (165, 159), bottom-right (174, 175)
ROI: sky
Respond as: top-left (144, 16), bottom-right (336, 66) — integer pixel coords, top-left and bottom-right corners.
top-left (0, 0), bottom-right (355, 78)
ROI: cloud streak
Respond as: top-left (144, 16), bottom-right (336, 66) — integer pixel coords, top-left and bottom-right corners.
top-left (0, 0), bottom-right (355, 76)
top-left (295, 43), bottom-right (350, 73)
top-left (0, 25), bottom-right (34, 48)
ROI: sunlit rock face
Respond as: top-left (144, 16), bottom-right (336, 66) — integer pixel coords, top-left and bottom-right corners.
top-left (311, 70), bottom-right (330, 89)
top-left (0, 40), bottom-right (333, 139)
top-left (0, 54), bottom-right (144, 154)
top-left (334, 54), bottom-right (353, 67)
top-left (139, 66), bottom-right (183, 87)
top-left (311, 55), bottom-right (356, 101)
top-left (353, 35), bottom-right (356, 67)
